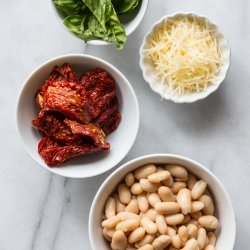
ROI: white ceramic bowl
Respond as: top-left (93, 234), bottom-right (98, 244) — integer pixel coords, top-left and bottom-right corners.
top-left (140, 13), bottom-right (231, 103)
top-left (16, 54), bottom-right (139, 178)
top-left (89, 154), bottom-right (236, 250)
top-left (50, 0), bottom-right (149, 46)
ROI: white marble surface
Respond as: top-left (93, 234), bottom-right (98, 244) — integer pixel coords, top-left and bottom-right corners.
top-left (0, 0), bottom-right (249, 249)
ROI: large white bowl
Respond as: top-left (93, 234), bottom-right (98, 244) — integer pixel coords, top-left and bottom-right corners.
top-left (140, 13), bottom-right (231, 103)
top-left (50, 0), bottom-right (149, 46)
top-left (16, 54), bottom-right (139, 178)
top-left (89, 154), bottom-right (236, 250)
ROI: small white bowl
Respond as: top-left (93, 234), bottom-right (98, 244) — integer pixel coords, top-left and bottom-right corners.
top-left (50, 0), bottom-right (149, 46)
top-left (16, 54), bottom-right (139, 178)
top-left (140, 13), bottom-right (231, 103)
top-left (89, 154), bottom-right (236, 250)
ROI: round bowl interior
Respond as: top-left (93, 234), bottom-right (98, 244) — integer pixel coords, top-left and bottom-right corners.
top-left (140, 13), bottom-right (231, 103)
top-left (50, 0), bottom-right (149, 46)
top-left (89, 154), bottom-right (236, 250)
top-left (16, 54), bottom-right (139, 178)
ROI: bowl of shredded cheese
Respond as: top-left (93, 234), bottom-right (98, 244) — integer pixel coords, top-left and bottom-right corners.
top-left (140, 13), bottom-right (230, 103)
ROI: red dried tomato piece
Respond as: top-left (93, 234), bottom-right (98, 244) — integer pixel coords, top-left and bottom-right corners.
top-left (38, 137), bottom-right (103, 166)
top-left (64, 119), bottom-right (110, 150)
top-left (32, 110), bottom-right (81, 144)
top-left (79, 68), bottom-right (116, 119)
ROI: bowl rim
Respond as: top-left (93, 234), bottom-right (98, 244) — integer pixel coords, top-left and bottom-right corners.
top-left (89, 153), bottom-right (236, 249)
top-left (16, 53), bottom-right (140, 178)
top-left (139, 12), bottom-right (231, 103)
top-left (50, 0), bottom-right (149, 46)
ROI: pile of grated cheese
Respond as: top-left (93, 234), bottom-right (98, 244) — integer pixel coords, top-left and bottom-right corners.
top-left (144, 16), bottom-right (223, 95)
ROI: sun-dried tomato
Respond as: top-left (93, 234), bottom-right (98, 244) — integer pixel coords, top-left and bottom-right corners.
top-left (38, 137), bottom-right (103, 166)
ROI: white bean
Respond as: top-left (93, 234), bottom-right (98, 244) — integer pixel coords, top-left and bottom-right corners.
top-left (191, 201), bottom-right (204, 213)
top-left (140, 179), bottom-right (160, 193)
top-left (156, 215), bottom-right (168, 235)
top-left (198, 216), bottom-right (219, 229)
top-left (190, 211), bottom-right (202, 219)
top-left (111, 230), bottom-right (127, 250)
top-left (128, 227), bottom-right (146, 244)
top-left (137, 244), bottom-right (154, 250)
top-left (171, 235), bottom-right (182, 248)
top-left (204, 245), bottom-right (215, 250)
top-left (138, 193), bottom-right (149, 212)
top-left (172, 182), bottom-right (187, 194)
top-left (158, 186), bottom-right (175, 202)
top-left (199, 195), bottom-right (214, 215)
top-left (125, 200), bottom-right (139, 214)
top-left (135, 164), bottom-right (157, 179)
top-left (117, 212), bottom-right (140, 221)
top-left (135, 234), bottom-right (155, 248)
top-left (148, 171), bottom-right (171, 183)
top-left (207, 232), bottom-right (216, 246)
top-left (182, 238), bottom-right (199, 250)
top-left (155, 202), bottom-right (180, 215)
top-left (152, 235), bottom-right (171, 250)
top-left (118, 183), bottom-right (132, 205)
top-left (102, 228), bottom-right (115, 241)
top-left (113, 194), bottom-right (126, 213)
top-left (197, 227), bottom-right (207, 249)
top-left (177, 188), bottom-right (192, 215)
top-left (141, 217), bottom-right (158, 234)
top-left (125, 173), bottom-right (135, 187)
top-left (145, 209), bottom-right (158, 222)
top-left (164, 164), bottom-right (188, 179)
top-left (187, 224), bottom-right (198, 239)
top-left (131, 183), bottom-right (143, 195)
top-left (165, 213), bottom-right (184, 225)
top-left (178, 225), bottom-right (188, 242)
top-left (187, 173), bottom-right (197, 189)
top-left (161, 175), bottom-right (174, 187)
top-left (167, 226), bottom-right (177, 237)
top-left (191, 180), bottom-right (207, 200)
top-left (148, 193), bottom-right (161, 207)
top-left (116, 219), bottom-right (140, 232)
top-left (105, 197), bottom-right (116, 219)
top-left (102, 216), bottom-right (121, 229)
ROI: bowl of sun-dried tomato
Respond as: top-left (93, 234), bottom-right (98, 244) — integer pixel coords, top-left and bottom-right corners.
top-left (17, 54), bottom-right (139, 178)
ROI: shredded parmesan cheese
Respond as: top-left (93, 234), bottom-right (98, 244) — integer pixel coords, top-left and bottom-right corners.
top-left (144, 16), bottom-right (223, 95)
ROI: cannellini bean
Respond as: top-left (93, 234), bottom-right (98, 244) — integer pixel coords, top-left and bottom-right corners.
top-left (178, 225), bottom-right (188, 242)
top-left (187, 224), bottom-right (198, 239)
top-left (138, 193), bottom-right (149, 212)
top-left (148, 171), bottom-right (171, 183)
top-left (199, 195), bottom-right (214, 215)
top-left (171, 234), bottom-right (182, 248)
top-left (131, 183), bottom-right (143, 195)
top-left (197, 228), bottom-right (206, 249)
top-left (103, 228), bottom-right (115, 241)
top-left (187, 173), bottom-right (197, 190)
top-left (135, 234), bottom-right (155, 248)
top-left (148, 193), bottom-right (161, 207)
top-left (182, 214), bottom-right (191, 224)
top-left (140, 179), bottom-right (160, 192)
top-left (191, 201), bottom-right (204, 213)
top-left (125, 200), bottom-right (139, 214)
top-left (141, 217), bottom-right (158, 234)
top-left (177, 188), bottom-right (192, 215)
top-left (111, 230), bottom-right (127, 250)
top-left (207, 232), bottom-right (216, 246)
top-left (161, 175), bottom-right (174, 187)
top-left (204, 245), bottom-right (215, 250)
top-left (145, 209), bottom-right (158, 222)
top-left (191, 180), bottom-right (207, 200)
top-left (135, 164), bottom-right (157, 180)
top-left (158, 186), bottom-right (175, 202)
top-left (164, 165), bottom-right (188, 179)
top-left (116, 219), bottom-right (140, 232)
top-left (155, 202), bottom-right (180, 215)
top-left (137, 244), bottom-right (154, 250)
top-left (165, 213), bottom-right (184, 225)
top-left (105, 197), bottom-right (116, 219)
top-left (167, 226), bottom-right (177, 237)
top-left (128, 227), bottom-right (146, 244)
top-left (156, 167), bottom-right (165, 172)
top-left (156, 215), bottom-right (168, 234)
top-left (117, 212), bottom-right (140, 221)
top-left (198, 216), bottom-right (219, 229)
top-left (102, 216), bottom-right (121, 229)
top-left (172, 182), bottom-right (187, 194)
top-left (182, 238), bottom-right (199, 250)
top-left (190, 211), bottom-right (202, 219)
top-left (125, 173), bottom-right (135, 187)
top-left (113, 194), bottom-right (126, 213)
top-left (152, 235), bottom-right (171, 250)
top-left (118, 183), bottom-right (132, 205)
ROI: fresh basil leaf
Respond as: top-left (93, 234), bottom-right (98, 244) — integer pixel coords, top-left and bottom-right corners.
top-left (81, 0), bottom-right (112, 31)
top-left (112, 0), bottom-right (139, 14)
top-left (53, 0), bottom-right (84, 15)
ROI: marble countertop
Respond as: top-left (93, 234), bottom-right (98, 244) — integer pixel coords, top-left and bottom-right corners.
top-left (1, 0), bottom-right (249, 249)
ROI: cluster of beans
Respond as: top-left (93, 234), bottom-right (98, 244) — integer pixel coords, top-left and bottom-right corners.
top-left (102, 164), bottom-right (218, 250)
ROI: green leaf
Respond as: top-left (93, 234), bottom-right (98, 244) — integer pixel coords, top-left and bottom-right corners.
top-left (112, 0), bottom-right (139, 14)
top-left (53, 0), bottom-right (84, 15)
top-left (81, 0), bottom-right (112, 31)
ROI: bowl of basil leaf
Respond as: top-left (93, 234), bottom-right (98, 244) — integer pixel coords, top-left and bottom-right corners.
top-left (51, 0), bottom-right (149, 50)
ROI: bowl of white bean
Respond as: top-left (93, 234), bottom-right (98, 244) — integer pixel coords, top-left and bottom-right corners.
top-left (89, 154), bottom-right (236, 250)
